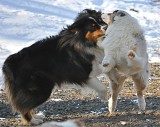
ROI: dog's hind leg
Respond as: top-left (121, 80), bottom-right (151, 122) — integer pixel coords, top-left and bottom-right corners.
top-left (20, 105), bottom-right (44, 125)
top-left (132, 63), bottom-right (150, 110)
top-left (107, 69), bottom-right (127, 113)
top-left (127, 50), bottom-right (145, 69)
top-left (18, 71), bottom-right (54, 125)
top-left (21, 110), bottom-right (35, 125)
top-left (21, 110), bottom-right (43, 125)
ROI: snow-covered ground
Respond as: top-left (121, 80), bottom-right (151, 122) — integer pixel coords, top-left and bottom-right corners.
top-left (0, 0), bottom-right (160, 89)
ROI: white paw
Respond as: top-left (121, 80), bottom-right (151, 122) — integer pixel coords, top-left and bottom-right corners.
top-left (102, 61), bottom-right (113, 73)
top-left (31, 117), bottom-right (43, 125)
top-left (108, 98), bottom-right (113, 113)
top-left (102, 56), bottom-right (115, 73)
top-left (34, 112), bottom-right (45, 119)
top-left (128, 50), bottom-right (136, 60)
top-left (108, 98), bottom-right (116, 114)
top-left (138, 96), bottom-right (146, 110)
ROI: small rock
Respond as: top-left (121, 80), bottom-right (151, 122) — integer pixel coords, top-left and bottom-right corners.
top-left (120, 121), bottom-right (127, 125)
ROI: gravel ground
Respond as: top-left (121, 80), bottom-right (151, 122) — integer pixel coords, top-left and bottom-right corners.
top-left (0, 64), bottom-right (160, 127)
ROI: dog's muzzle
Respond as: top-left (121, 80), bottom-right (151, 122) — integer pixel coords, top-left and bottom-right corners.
top-left (85, 29), bottom-right (105, 43)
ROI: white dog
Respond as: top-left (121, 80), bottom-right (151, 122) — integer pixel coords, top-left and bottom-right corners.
top-left (98, 10), bottom-right (150, 113)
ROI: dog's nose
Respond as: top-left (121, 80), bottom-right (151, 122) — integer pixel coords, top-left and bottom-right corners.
top-left (103, 26), bottom-right (107, 31)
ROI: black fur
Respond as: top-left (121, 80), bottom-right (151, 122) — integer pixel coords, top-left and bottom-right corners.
top-left (2, 9), bottom-right (105, 123)
top-left (75, 9), bottom-right (107, 25)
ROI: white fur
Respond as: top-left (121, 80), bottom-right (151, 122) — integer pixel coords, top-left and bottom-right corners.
top-left (28, 112), bottom-right (45, 125)
top-left (34, 112), bottom-right (45, 119)
top-left (86, 47), bottom-right (108, 101)
top-left (37, 119), bottom-right (85, 127)
top-left (31, 117), bottom-right (43, 125)
top-left (138, 96), bottom-right (146, 110)
top-left (98, 10), bottom-right (150, 113)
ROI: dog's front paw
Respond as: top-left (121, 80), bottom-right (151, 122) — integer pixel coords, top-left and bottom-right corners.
top-left (31, 117), bottom-right (43, 125)
top-left (102, 55), bottom-right (115, 73)
top-left (102, 61), bottom-right (113, 73)
top-left (138, 96), bottom-right (146, 110)
top-left (34, 112), bottom-right (45, 119)
top-left (108, 98), bottom-right (117, 114)
top-left (103, 62), bottom-right (110, 67)
top-left (128, 50), bottom-right (136, 59)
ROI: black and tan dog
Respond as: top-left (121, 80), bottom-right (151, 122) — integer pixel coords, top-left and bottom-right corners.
top-left (2, 9), bottom-right (107, 125)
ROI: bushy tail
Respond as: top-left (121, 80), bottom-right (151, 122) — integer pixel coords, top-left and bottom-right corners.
top-left (2, 54), bottom-right (54, 114)
top-left (2, 58), bottom-right (17, 112)
top-left (2, 54), bottom-right (26, 113)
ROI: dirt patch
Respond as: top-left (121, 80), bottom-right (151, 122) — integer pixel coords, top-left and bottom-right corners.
top-left (0, 64), bottom-right (160, 127)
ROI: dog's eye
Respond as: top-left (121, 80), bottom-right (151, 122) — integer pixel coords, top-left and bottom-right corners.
top-left (92, 24), bottom-right (96, 27)
top-left (91, 24), bottom-right (96, 29)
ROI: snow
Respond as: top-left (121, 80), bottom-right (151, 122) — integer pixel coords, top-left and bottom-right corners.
top-left (0, 0), bottom-right (160, 89)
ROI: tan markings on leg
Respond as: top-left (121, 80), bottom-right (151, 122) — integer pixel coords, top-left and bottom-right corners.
top-left (132, 73), bottom-right (147, 110)
top-left (107, 69), bottom-right (126, 113)
top-left (132, 75), bottom-right (146, 94)
top-left (108, 78), bottom-right (125, 113)
top-left (21, 110), bottom-right (33, 125)
top-left (21, 114), bottom-right (30, 125)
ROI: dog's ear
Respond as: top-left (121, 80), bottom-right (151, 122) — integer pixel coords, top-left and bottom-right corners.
top-left (68, 20), bottom-right (83, 35)
top-left (82, 9), bottom-right (97, 14)
top-left (70, 18), bottom-right (86, 30)
top-left (113, 10), bottom-right (126, 17)
top-left (117, 11), bottom-right (126, 17)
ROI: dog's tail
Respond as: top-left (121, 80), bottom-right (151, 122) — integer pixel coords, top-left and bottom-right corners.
top-left (2, 54), bottom-right (20, 112)
top-left (2, 54), bottom-right (34, 114)
top-left (3, 54), bottom-right (33, 112)
top-left (2, 54), bottom-right (54, 114)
